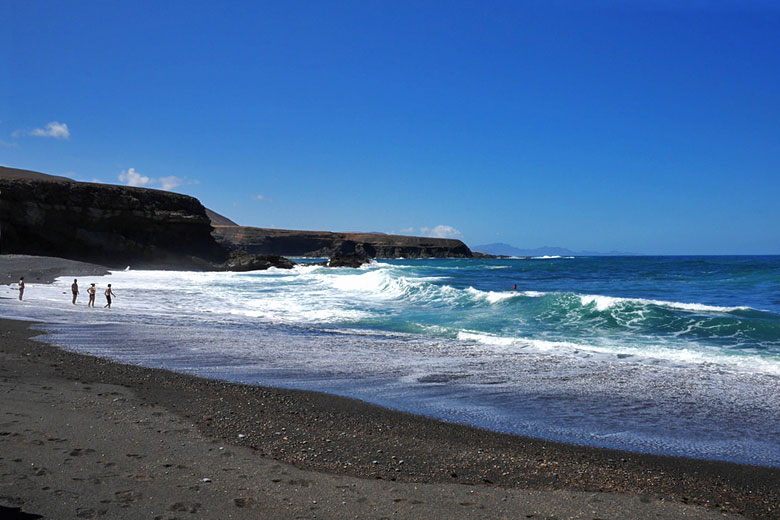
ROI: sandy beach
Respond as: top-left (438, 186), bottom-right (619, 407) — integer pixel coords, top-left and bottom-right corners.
top-left (5, 2), bottom-right (779, 517)
top-left (1, 315), bottom-right (778, 519)
top-left (1, 255), bottom-right (779, 519)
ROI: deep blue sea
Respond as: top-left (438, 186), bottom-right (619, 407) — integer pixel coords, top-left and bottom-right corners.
top-left (2, 256), bottom-right (779, 466)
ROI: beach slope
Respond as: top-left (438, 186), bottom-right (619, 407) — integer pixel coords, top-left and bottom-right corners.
top-left (2, 319), bottom-right (777, 519)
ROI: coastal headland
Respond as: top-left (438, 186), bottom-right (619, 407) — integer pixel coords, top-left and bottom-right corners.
top-left (0, 166), bottom-right (294, 272)
top-left (2, 316), bottom-right (778, 520)
top-left (2, 170), bottom-right (778, 518)
top-left (212, 225), bottom-right (474, 259)
top-left (0, 166), bottom-right (476, 269)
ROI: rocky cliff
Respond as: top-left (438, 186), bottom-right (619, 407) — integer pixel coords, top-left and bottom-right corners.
top-left (0, 166), bottom-right (289, 270)
top-left (211, 226), bottom-right (474, 259)
top-left (0, 165), bottom-right (473, 268)
top-left (205, 208), bottom-right (238, 226)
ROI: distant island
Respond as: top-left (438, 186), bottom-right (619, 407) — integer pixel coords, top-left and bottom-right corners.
top-left (473, 242), bottom-right (636, 257)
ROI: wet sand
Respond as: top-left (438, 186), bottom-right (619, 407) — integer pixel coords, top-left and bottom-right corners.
top-left (1, 317), bottom-right (778, 519)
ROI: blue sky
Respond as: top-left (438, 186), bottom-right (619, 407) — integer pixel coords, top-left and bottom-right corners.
top-left (2, 1), bottom-right (779, 254)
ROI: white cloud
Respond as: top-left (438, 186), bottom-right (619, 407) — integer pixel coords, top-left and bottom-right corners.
top-left (118, 168), bottom-right (151, 187)
top-left (253, 194), bottom-right (265, 201)
top-left (398, 227), bottom-right (416, 234)
top-left (23, 121), bottom-right (71, 139)
top-left (158, 176), bottom-right (184, 190)
top-left (119, 168), bottom-right (200, 191)
top-left (420, 225), bottom-right (463, 239)
top-left (117, 168), bottom-right (197, 192)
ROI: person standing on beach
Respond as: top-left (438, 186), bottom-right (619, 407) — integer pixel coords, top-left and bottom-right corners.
top-left (87, 283), bottom-right (96, 307)
top-left (18, 277), bottom-right (24, 300)
top-left (104, 284), bottom-right (116, 308)
top-left (71, 279), bottom-right (79, 304)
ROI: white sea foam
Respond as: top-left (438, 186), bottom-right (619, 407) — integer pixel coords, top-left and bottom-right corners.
top-left (2, 265), bottom-right (775, 378)
top-left (464, 287), bottom-right (518, 304)
top-left (457, 331), bottom-right (518, 346)
top-left (463, 287), bottom-right (550, 304)
top-left (455, 330), bottom-right (780, 375)
top-left (578, 294), bottom-right (752, 313)
top-left (326, 268), bottom-right (443, 302)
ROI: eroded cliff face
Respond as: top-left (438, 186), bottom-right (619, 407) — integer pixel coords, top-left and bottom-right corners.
top-left (211, 226), bottom-right (474, 259)
top-left (0, 175), bottom-right (228, 268)
top-left (0, 165), bottom-right (471, 269)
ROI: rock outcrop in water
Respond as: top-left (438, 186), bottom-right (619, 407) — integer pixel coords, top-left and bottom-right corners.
top-left (211, 225), bottom-right (474, 259)
top-left (0, 166), bottom-right (292, 271)
top-left (221, 250), bottom-right (296, 271)
top-left (326, 240), bottom-right (375, 268)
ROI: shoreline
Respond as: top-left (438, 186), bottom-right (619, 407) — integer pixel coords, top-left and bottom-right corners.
top-left (0, 255), bottom-right (112, 285)
top-left (1, 317), bottom-right (778, 519)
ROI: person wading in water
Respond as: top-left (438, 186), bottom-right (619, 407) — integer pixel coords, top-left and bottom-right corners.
top-left (104, 284), bottom-right (116, 308)
top-left (18, 277), bottom-right (24, 300)
top-left (71, 279), bottom-right (79, 304)
top-left (87, 283), bottom-right (96, 307)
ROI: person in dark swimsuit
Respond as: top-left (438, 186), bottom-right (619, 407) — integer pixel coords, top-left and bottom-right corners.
top-left (18, 277), bottom-right (24, 300)
top-left (104, 284), bottom-right (116, 308)
top-left (72, 279), bottom-right (79, 304)
top-left (87, 283), bottom-right (96, 307)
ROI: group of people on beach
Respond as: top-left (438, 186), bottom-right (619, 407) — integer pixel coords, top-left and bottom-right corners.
top-left (15, 277), bottom-right (116, 308)
top-left (71, 279), bottom-right (116, 308)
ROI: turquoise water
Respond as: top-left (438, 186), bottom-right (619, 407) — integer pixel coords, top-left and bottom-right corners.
top-left (304, 256), bottom-right (780, 364)
top-left (3, 256), bottom-right (779, 466)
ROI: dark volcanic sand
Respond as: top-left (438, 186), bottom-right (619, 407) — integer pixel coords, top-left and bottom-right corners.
top-left (1, 319), bottom-right (778, 519)
top-left (0, 255), bottom-right (110, 284)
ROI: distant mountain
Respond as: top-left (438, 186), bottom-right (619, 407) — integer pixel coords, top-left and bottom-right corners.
top-left (473, 242), bottom-right (636, 257)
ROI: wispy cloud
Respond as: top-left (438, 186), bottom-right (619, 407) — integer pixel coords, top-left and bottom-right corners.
top-left (159, 176), bottom-right (190, 191)
top-left (253, 194), bottom-right (265, 201)
top-left (420, 225), bottom-right (463, 239)
top-left (14, 121), bottom-right (71, 140)
top-left (396, 225), bottom-right (463, 239)
top-left (32, 121), bottom-right (70, 139)
top-left (0, 139), bottom-right (19, 148)
top-left (117, 168), bottom-right (197, 192)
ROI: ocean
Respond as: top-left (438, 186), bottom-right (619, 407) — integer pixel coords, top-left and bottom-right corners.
top-left (2, 256), bottom-right (779, 467)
